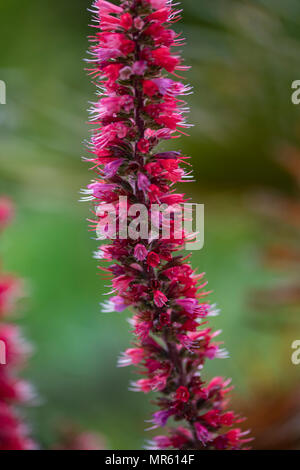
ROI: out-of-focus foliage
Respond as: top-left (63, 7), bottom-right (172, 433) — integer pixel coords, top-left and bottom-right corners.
top-left (245, 140), bottom-right (300, 449)
top-left (0, 0), bottom-right (299, 449)
top-left (240, 386), bottom-right (300, 450)
top-left (251, 141), bottom-right (300, 319)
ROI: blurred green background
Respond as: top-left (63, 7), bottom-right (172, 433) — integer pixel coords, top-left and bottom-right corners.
top-left (0, 0), bottom-right (300, 449)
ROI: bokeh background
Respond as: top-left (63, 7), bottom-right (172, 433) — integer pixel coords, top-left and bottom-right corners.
top-left (0, 0), bottom-right (300, 449)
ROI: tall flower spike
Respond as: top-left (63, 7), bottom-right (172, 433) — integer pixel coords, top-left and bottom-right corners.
top-left (85, 0), bottom-right (251, 449)
top-left (0, 198), bottom-right (36, 450)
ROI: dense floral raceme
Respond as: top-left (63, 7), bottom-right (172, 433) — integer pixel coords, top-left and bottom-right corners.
top-left (0, 198), bottom-right (36, 450)
top-left (85, 0), bottom-right (252, 449)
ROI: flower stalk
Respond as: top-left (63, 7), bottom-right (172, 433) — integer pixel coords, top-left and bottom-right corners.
top-left (85, 0), bottom-right (251, 450)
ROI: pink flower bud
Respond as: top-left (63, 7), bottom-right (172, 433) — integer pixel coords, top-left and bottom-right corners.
top-left (119, 66), bottom-right (132, 80)
top-left (137, 173), bottom-right (150, 192)
top-left (154, 290), bottom-right (167, 308)
top-left (132, 61), bottom-right (147, 76)
top-left (194, 423), bottom-right (210, 445)
top-left (134, 244), bottom-right (148, 262)
top-left (134, 17), bottom-right (144, 30)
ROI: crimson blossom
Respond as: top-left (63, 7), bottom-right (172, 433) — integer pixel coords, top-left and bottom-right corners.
top-left (0, 198), bottom-right (36, 450)
top-left (84, 0), bottom-right (252, 450)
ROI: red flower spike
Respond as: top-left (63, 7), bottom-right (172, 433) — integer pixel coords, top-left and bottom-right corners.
top-left (85, 0), bottom-right (250, 450)
top-left (0, 201), bottom-right (36, 450)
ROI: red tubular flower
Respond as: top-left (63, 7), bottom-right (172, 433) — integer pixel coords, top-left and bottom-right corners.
top-left (147, 252), bottom-right (160, 267)
top-left (175, 386), bottom-right (190, 403)
top-left (0, 202), bottom-right (36, 450)
top-left (85, 0), bottom-right (251, 450)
